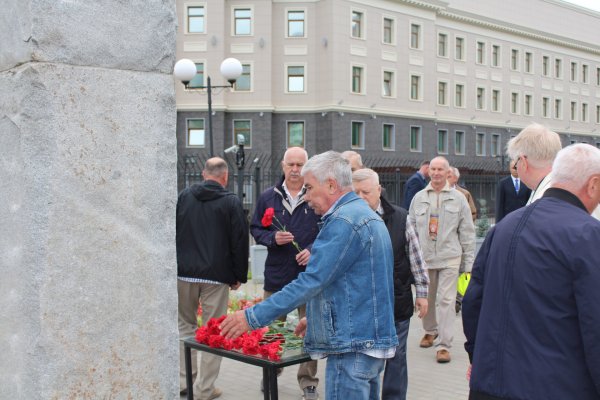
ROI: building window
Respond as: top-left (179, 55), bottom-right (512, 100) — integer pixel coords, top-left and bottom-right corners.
top-left (352, 66), bottom-right (364, 94)
top-left (555, 98), bottom-right (562, 119)
top-left (437, 130), bottom-right (448, 154)
top-left (351, 121), bottom-right (365, 149)
top-left (455, 131), bottom-right (465, 155)
top-left (383, 70), bottom-right (394, 97)
top-left (476, 132), bottom-right (486, 156)
top-left (187, 119), bottom-right (205, 147)
top-left (234, 8), bottom-right (252, 36)
top-left (511, 92), bottom-right (519, 114)
top-left (351, 11), bottom-right (363, 38)
top-left (287, 121), bottom-right (304, 147)
top-left (476, 41), bottom-right (485, 64)
top-left (476, 87), bottom-right (485, 110)
top-left (597, 67), bottom-right (600, 85)
top-left (491, 134), bottom-right (501, 157)
top-left (410, 126), bottom-right (422, 152)
top-left (188, 62), bottom-right (205, 88)
top-left (233, 120), bottom-right (252, 147)
top-left (582, 64), bottom-right (589, 84)
top-left (438, 81), bottom-right (447, 105)
top-left (542, 97), bottom-right (550, 118)
top-left (582, 103), bottom-right (588, 122)
top-left (596, 105), bottom-right (600, 123)
top-left (571, 61), bottom-right (578, 82)
top-left (543, 56), bottom-right (550, 76)
top-left (383, 17), bottom-right (394, 44)
top-left (187, 6), bottom-right (205, 33)
top-left (287, 10), bottom-right (305, 37)
top-left (287, 65), bottom-right (305, 92)
top-left (524, 94), bottom-right (532, 116)
top-left (438, 33), bottom-right (448, 57)
top-left (410, 23), bottom-right (421, 49)
top-left (492, 89), bottom-right (500, 112)
top-left (525, 52), bottom-right (533, 73)
top-left (570, 101), bottom-right (577, 121)
top-left (234, 64), bottom-right (251, 91)
top-left (511, 49), bottom-right (519, 71)
top-left (555, 58), bottom-right (562, 78)
top-left (455, 84), bottom-right (464, 107)
top-left (455, 37), bottom-right (465, 60)
top-left (492, 45), bottom-right (500, 67)
top-left (410, 75), bottom-right (421, 100)
top-left (382, 124), bottom-right (395, 150)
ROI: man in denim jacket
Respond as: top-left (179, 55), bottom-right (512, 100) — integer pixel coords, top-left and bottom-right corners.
top-left (222, 151), bottom-right (398, 399)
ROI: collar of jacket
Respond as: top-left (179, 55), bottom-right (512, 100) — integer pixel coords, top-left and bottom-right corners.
top-left (273, 175), bottom-right (307, 214)
top-left (543, 187), bottom-right (587, 212)
top-left (320, 191), bottom-right (358, 223)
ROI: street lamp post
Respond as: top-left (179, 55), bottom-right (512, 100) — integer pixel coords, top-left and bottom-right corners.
top-left (173, 58), bottom-right (243, 157)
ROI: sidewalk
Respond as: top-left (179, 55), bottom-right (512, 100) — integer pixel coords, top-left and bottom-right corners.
top-left (183, 282), bottom-right (470, 400)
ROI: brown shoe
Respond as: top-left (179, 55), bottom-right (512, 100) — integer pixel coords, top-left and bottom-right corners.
top-left (419, 334), bottom-right (437, 348)
top-left (207, 388), bottom-right (222, 400)
top-left (436, 349), bottom-right (451, 363)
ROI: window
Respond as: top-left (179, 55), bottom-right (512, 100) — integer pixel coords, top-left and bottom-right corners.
top-left (438, 81), bottom-right (448, 105)
top-left (511, 49), bottom-right (519, 70)
top-left (455, 131), bottom-right (465, 155)
top-left (287, 10), bottom-right (305, 37)
top-left (187, 119), bottom-right (205, 147)
top-left (542, 97), bottom-right (550, 118)
top-left (383, 17), bottom-right (394, 44)
top-left (410, 126), bottom-right (422, 152)
top-left (352, 66), bottom-right (364, 94)
top-left (187, 6), bottom-right (205, 33)
top-left (582, 64), bottom-right (589, 83)
top-left (287, 65), bottom-right (305, 92)
top-left (511, 92), bottom-right (519, 114)
top-left (543, 56), bottom-right (549, 76)
top-left (455, 37), bottom-right (465, 60)
top-left (234, 64), bottom-right (251, 91)
top-left (410, 23), bottom-right (421, 49)
top-left (287, 121), bottom-right (304, 147)
top-left (492, 45), bottom-right (500, 67)
top-left (234, 8), bottom-right (252, 36)
top-left (476, 41), bottom-right (485, 64)
top-left (438, 33), bottom-right (448, 57)
top-left (437, 130), bottom-right (448, 154)
top-left (555, 58), bottom-right (562, 78)
top-left (476, 87), bottom-right (485, 110)
top-left (524, 94), bottom-right (532, 116)
top-left (476, 133), bottom-right (486, 156)
top-left (188, 62), bottom-right (205, 88)
top-left (233, 120), bottom-right (251, 147)
top-left (455, 84), bottom-right (464, 107)
top-left (382, 70), bottom-right (394, 97)
top-left (410, 75), bottom-right (421, 100)
top-left (582, 103), bottom-right (588, 122)
top-left (491, 134), bottom-right (500, 157)
top-left (571, 61), bottom-right (578, 81)
top-left (525, 52), bottom-right (533, 73)
top-left (570, 101), bottom-right (577, 121)
top-left (351, 121), bottom-right (364, 149)
top-left (555, 98), bottom-right (562, 119)
top-left (597, 105), bottom-right (600, 123)
top-left (492, 89), bottom-right (500, 112)
top-left (351, 11), bottom-right (363, 38)
top-left (597, 67), bottom-right (600, 85)
top-left (382, 124), bottom-right (395, 150)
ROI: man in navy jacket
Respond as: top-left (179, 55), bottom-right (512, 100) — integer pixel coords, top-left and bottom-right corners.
top-left (403, 161), bottom-right (429, 209)
top-left (495, 160), bottom-right (531, 222)
top-left (462, 144), bottom-right (600, 400)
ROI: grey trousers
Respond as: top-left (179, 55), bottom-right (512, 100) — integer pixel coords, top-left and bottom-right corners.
top-left (422, 268), bottom-right (459, 351)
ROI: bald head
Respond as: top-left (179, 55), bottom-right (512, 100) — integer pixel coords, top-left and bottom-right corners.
top-left (282, 147), bottom-right (309, 189)
top-left (341, 151), bottom-right (364, 172)
top-left (203, 157), bottom-right (229, 186)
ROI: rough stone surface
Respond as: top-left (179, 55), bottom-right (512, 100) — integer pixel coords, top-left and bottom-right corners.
top-left (1, 2), bottom-right (178, 399)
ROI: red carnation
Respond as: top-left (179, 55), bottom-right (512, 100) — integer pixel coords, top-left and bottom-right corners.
top-left (261, 207), bottom-right (275, 227)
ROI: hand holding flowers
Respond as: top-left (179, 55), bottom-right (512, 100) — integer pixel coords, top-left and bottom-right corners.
top-left (261, 207), bottom-right (302, 253)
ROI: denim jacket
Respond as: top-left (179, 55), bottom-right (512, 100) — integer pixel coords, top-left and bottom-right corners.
top-left (246, 192), bottom-right (398, 354)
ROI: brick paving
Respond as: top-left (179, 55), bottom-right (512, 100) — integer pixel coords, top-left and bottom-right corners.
top-left (183, 282), bottom-right (470, 400)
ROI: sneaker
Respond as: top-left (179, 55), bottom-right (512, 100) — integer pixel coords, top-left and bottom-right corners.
top-left (419, 334), bottom-right (438, 348)
top-left (207, 388), bottom-right (222, 400)
top-left (436, 349), bottom-right (451, 363)
top-left (303, 386), bottom-right (319, 400)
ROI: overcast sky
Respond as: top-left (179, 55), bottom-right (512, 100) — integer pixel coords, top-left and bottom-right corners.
top-left (562, 0), bottom-right (600, 12)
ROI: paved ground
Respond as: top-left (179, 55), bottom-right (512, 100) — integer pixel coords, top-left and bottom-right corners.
top-left (183, 282), bottom-right (470, 400)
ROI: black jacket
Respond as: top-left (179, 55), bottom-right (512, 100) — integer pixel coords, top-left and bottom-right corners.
top-left (176, 180), bottom-right (248, 284)
top-left (495, 176), bottom-right (531, 222)
top-left (381, 196), bottom-right (414, 321)
top-left (403, 172), bottom-right (427, 209)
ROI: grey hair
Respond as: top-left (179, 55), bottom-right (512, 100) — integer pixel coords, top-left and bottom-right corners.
top-left (283, 146), bottom-right (309, 162)
top-left (506, 123), bottom-right (562, 168)
top-left (341, 150), bottom-right (363, 166)
top-left (352, 168), bottom-right (379, 185)
top-left (552, 143), bottom-right (600, 190)
top-left (301, 151), bottom-right (352, 189)
top-left (449, 166), bottom-right (460, 179)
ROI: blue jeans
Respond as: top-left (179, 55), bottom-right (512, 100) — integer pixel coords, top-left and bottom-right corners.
top-left (325, 352), bottom-right (385, 400)
top-left (381, 319), bottom-right (411, 400)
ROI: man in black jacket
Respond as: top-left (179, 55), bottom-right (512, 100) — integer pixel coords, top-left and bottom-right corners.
top-left (495, 160), bottom-right (531, 223)
top-left (177, 157), bottom-right (248, 400)
top-left (353, 168), bottom-right (429, 400)
top-left (403, 161), bottom-right (430, 209)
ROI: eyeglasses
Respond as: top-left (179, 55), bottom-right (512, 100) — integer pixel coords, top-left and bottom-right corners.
top-left (513, 156), bottom-right (525, 170)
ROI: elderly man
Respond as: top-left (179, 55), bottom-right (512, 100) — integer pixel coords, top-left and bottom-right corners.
top-left (409, 156), bottom-right (475, 363)
top-left (462, 144), bottom-right (600, 400)
top-left (341, 150), bottom-right (364, 172)
top-left (352, 168), bottom-right (429, 400)
top-left (221, 151), bottom-right (398, 399)
top-left (448, 166), bottom-right (477, 221)
top-left (403, 161), bottom-right (430, 209)
top-left (250, 147), bottom-right (320, 399)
